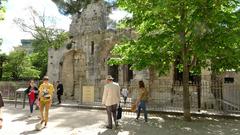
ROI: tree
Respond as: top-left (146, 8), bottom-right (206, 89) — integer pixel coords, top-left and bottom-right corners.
top-left (52, 0), bottom-right (92, 15)
top-left (14, 7), bottom-right (69, 78)
top-left (0, 53), bottom-right (7, 80)
top-left (0, 0), bottom-right (7, 20)
top-left (3, 50), bottom-right (40, 80)
top-left (109, 0), bottom-right (240, 121)
top-left (52, 0), bottom-right (116, 15)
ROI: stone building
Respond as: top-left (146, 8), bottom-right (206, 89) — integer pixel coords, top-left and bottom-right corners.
top-left (48, 1), bottom-right (137, 101)
top-left (48, 0), bottom-right (239, 111)
top-left (13, 39), bottom-right (33, 54)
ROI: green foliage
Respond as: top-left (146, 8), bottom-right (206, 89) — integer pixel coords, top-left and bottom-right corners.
top-left (14, 7), bottom-right (69, 78)
top-left (110, 0), bottom-right (240, 74)
top-left (0, 0), bottom-right (7, 21)
top-left (52, 0), bottom-right (116, 15)
top-left (0, 53), bottom-right (7, 80)
top-left (3, 50), bottom-right (40, 80)
top-left (110, 0), bottom-right (240, 120)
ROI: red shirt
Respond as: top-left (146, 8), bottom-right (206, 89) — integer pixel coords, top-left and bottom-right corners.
top-left (28, 89), bottom-right (35, 104)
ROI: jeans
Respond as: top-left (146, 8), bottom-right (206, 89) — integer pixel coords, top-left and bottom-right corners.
top-left (29, 99), bottom-right (36, 113)
top-left (136, 101), bottom-right (148, 122)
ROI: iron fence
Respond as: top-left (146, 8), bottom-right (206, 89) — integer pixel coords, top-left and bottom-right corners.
top-left (0, 81), bottom-right (28, 100)
top-left (1, 80), bottom-right (240, 115)
top-left (80, 81), bottom-right (240, 115)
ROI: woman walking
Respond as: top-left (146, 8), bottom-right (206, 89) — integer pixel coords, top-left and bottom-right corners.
top-left (136, 81), bottom-right (148, 122)
top-left (38, 76), bottom-right (54, 127)
top-left (25, 80), bottom-right (38, 117)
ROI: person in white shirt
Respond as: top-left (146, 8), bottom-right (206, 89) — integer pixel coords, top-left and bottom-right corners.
top-left (102, 75), bottom-right (120, 129)
top-left (121, 88), bottom-right (128, 104)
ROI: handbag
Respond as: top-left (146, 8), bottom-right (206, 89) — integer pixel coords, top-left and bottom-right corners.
top-left (117, 104), bottom-right (122, 120)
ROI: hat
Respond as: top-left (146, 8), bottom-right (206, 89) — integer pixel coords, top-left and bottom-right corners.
top-left (43, 76), bottom-right (49, 80)
top-left (106, 75), bottom-right (114, 80)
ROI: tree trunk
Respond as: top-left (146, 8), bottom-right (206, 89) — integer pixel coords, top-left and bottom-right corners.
top-left (180, 1), bottom-right (191, 121)
top-left (181, 32), bottom-right (191, 121)
top-left (182, 59), bottom-right (191, 121)
top-left (149, 66), bottom-right (155, 96)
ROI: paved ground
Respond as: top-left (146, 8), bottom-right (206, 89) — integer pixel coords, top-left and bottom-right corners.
top-left (0, 103), bottom-right (240, 135)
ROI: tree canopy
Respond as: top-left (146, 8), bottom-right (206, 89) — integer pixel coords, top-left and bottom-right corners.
top-left (52, 0), bottom-right (92, 15)
top-left (109, 0), bottom-right (240, 120)
top-left (52, 0), bottom-right (116, 15)
top-left (14, 7), bottom-right (69, 78)
top-left (3, 50), bottom-right (40, 80)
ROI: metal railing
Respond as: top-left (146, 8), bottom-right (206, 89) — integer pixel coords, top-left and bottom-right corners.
top-left (0, 81), bottom-right (28, 100)
top-left (1, 80), bottom-right (240, 115)
top-left (80, 81), bottom-right (240, 115)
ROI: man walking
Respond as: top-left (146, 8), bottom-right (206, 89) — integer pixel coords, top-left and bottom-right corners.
top-left (56, 81), bottom-right (64, 104)
top-left (102, 75), bottom-right (121, 129)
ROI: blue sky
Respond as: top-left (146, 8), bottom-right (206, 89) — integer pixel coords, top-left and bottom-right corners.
top-left (0, 0), bottom-right (129, 54)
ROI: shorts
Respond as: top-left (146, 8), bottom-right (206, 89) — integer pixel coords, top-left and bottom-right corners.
top-left (40, 99), bottom-right (50, 106)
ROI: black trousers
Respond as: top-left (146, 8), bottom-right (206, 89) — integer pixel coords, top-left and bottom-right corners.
top-left (106, 104), bottom-right (117, 127)
top-left (57, 95), bottom-right (62, 103)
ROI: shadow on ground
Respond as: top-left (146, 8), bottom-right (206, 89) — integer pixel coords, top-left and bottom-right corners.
top-left (3, 103), bottom-right (240, 135)
top-left (20, 129), bottom-right (39, 135)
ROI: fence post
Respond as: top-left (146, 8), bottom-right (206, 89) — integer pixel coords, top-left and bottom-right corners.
top-left (23, 93), bottom-right (26, 109)
top-left (14, 92), bottom-right (17, 108)
top-left (197, 82), bottom-right (201, 112)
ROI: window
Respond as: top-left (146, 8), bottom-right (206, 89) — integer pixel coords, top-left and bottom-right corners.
top-left (91, 41), bottom-right (94, 55)
top-left (224, 77), bottom-right (234, 83)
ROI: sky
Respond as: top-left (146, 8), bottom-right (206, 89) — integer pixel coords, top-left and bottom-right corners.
top-left (0, 0), bottom-right (129, 54)
top-left (0, 0), bottom-right (73, 53)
